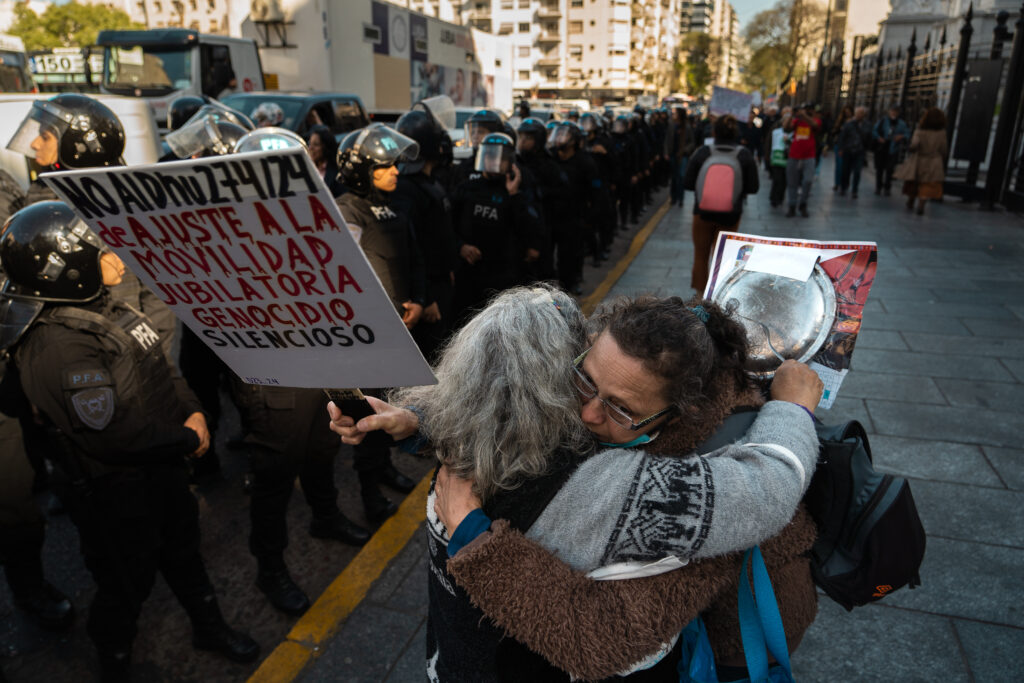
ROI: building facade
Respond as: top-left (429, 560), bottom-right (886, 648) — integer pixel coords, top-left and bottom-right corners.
top-left (83, 0), bottom-right (232, 35)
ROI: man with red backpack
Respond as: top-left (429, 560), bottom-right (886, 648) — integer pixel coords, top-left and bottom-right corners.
top-left (683, 115), bottom-right (760, 292)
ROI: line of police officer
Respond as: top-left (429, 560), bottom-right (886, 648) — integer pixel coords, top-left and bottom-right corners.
top-left (0, 92), bottom-right (672, 681)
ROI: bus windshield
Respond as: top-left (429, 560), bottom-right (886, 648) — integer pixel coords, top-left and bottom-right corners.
top-left (0, 50), bottom-right (33, 92)
top-left (104, 45), bottom-right (191, 94)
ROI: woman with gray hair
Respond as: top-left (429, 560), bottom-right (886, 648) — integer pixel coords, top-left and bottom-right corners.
top-left (328, 286), bottom-right (822, 681)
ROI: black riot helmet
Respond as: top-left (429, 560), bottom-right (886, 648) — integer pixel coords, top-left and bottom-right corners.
top-left (546, 121), bottom-right (583, 154)
top-left (167, 95), bottom-right (208, 131)
top-left (612, 114), bottom-right (629, 135)
top-left (501, 121), bottom-right (518, 146)
top-left (7, 94), bottom-right (125, 169)
top-left (337, 123), bottom-right (420, 195)
top-left (409, 95), bottom-right (455, 169)
top-left (517, 117), bottom-right (548, 146)
top-left (464, 109), bottom-right (504, 150)
top-left (397, 110), bottom-right (445, 172)
top-left (0, 202), bottom-right (106, 305)
top-left (166, 114), bottom-right (247, 158)
top-left (580, 112), bottom-right (603, 137)
top-left (474, 132), bottom-right (515, 175)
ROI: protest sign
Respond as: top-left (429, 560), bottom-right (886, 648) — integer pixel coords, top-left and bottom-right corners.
top-left (42, 148), bottom-right (437, 390)
top-left (705, 232), bottom-right (878, 409)
top-left (709, 85), bottom-right (753, 123)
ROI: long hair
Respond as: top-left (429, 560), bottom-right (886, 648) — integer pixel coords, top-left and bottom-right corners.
top-left (918, 107), bottom-right (946, 131)
top-left (391, 285), bottom-right (591, 502)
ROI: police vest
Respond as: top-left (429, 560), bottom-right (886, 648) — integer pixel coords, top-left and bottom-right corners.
top-left (337, 192), bottom-right (412, 312)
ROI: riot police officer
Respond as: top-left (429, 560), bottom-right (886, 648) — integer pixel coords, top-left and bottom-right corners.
top-left (610, 115), bottom-right (639, 230)
top-left (394, 99), bottom-right (459, 361)
top-left (581, 112), bottom-right (617, 264)
top-left (451, 132), bottom-right (544, 316)
top-left (0, 202), bottom-right (259, 680)
top-left (546, 121), bottom-right (598, 293)
top-left (337, 124), bottom-right (425, 521)
top-left (515, 118), bottom-right (565, 280)
top-left (450, 108), bottom-right (504, 190)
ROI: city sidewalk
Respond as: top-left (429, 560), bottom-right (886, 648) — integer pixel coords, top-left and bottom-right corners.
top-left (306, 159), bottom-right (1024, 682)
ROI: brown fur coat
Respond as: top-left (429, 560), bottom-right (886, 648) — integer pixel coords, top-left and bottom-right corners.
top-left (447, 378), bottom-right (818, 681)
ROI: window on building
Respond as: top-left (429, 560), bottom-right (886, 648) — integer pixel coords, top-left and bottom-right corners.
top-left (154, 0), bottom-right (162, 10)
top-left (501, 0), bottom-right (514, 9)
top-left (207, 0), bottom-right (215, 9)
top-left (519, 22), bottom-right (530, 31)
top-left (569, 45), bottom-right (582, 58)
top-left (519, 0), bottom-right (529, 6)
top-left (569, 20), bottom-right (583, 33)
top-left (608, 47), bottom-right (626, 55)
top-left (190, 20), bottom-right (200, 29)
top-left (189, 0), bottom-right (197, 8)
top-left (571, 0), bottom-right (583, 6)
top-left (590, 44), bottom-right (595, 50)
top-left (518, 45), bottom-right (531, 57)
top-left (209, 19), bottom-right (218, 32)
top-left (519, 70), bottom-right (531, 79)
top-left (590, 19), bottom-right (595, 26)
top-left (499, 22), bottom-right (514, 34)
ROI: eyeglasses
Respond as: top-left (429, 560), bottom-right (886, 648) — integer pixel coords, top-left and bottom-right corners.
top-left (572, 349), bottom-right (674, 431)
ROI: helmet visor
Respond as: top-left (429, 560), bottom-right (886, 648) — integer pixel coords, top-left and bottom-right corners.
top-left (188, 102), bottom-right (254, 131)
top-left (474, 142), bottom-right (512, 174)
top-left (414, 95), bottom-right (456, 131)
top-left (464, 121), bottom-right (493, 149)
top-left (580, 116), bottom-right (597, 133)
top-left (233, 127), bottom-right (307, 153)
top-left (0, 295), bottom-right (43, 351)
top-left (546, 125), bottom-right (572, 151)
top-left (612, 119), bottom-right (627, 134)
top-left (351, 124), bottom-right (419, 166)
top-left (6, 100), bottom-right (73, 159)
top-left (165, 115), bottom-right (233, 158)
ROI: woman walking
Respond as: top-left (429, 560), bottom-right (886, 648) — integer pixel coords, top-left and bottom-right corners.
top-left (897, 107), bottom-right (947, 215)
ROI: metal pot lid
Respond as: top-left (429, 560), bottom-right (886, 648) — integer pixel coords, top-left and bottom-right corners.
top-left (711, 263), bottom-right (837, 378)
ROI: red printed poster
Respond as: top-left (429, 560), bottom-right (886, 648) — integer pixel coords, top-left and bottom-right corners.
top-left (43, 148), bottom-right (437, 389)
top-left (705, 231), bottom-right (877, 409)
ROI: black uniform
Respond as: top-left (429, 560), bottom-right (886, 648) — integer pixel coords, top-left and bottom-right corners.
top-left (12, 294), bottom-right (228, 658)
top-left (554, 150), bottom-right (599, 290)
top-left (451, 172), bottom-right (544, 317)
top-left (516, 150), bottom-right (567, 280)
top-left (391, 170), bottom-right (459, 361)
top-left (610, 131), bottom-right (638, 230)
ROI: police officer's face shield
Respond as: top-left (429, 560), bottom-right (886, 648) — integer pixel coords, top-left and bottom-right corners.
top-left (233, 127), bottom-right (308, 154)
top-left (465, 121), bottom-right (495, 149)
top-left (612, 119), bottom-right (628, 134)
top-left (474, 142), bottom-right (512, 175)
top-left (413, 95), bottom-right (456, 131)
top-left (187, 102), bottom-right (255, 131)
top-left (7, 100), bottom-right (75, 166)
top-left (0, 292), bottom-right (43, 352)
top-left (349, 124), bottom-right (420, 167)
top-left (546, 125), bottom-right (574, 153)
top-left (580, 117), bottom-right (598, 135)
top-left (166, 114), bottom-right (234, 158)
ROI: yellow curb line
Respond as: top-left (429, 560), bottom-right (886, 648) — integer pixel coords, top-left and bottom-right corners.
top-left (249, 199), bottom-right (672, 682)
top-left (580, 198), bottom-right (673, 316)
top-left (247, 473), bottom-right (432, 683)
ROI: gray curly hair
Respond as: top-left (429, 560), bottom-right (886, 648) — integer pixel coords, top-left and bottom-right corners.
top-left (391, 284), bottom-right (591, 502)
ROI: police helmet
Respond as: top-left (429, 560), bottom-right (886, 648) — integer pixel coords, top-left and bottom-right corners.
top-left (337, 124), bottom-right (420, 195)
top-left (474, 132), bottom-right (515, 175)
top-left (397, 110), bottom-right (447, 172)
top-left (188, 101), bottom-right (255, 131)
top-left (633, 104), bottom-right (647, 116)
top-left (502, 121), bottom-right (518, 146)
top-left (7, 94), bottom-right (125, 169)
top-left (516, 117), bottom-right (548, 148)
top-left (612, 114), bottom-right (629, 135)
top-left (580, 112), bottom-right (602, 135)
top-left (167, 95), bottom-right (208, 131)
top-left (546, 121), bottom-right (583, 153)
top-left (251, 102), bottom-right (285, 128)
top-left (464, 109), bottom-right (504, 149)
top-left (0, 202), bottom-right (106, 305)
top-left (166, 115), bottom-right (247, 158)
top-left (233, 127), bottom-right (307, 154)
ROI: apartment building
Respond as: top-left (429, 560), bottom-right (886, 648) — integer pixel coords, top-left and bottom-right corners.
top-left (454, 0), bottom-right (679, 102)
top-left (83, 0), bottom-right (231, 35)
top-left (678, 0), bottom-right (741, 90)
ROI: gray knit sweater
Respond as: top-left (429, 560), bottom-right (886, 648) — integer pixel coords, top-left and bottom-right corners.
top-left (526, 400), bottom-right (818, 572)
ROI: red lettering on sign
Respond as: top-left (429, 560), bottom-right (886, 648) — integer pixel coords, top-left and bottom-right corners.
top-left (335, 265), bottom-right (363, 294)
top-left (308, 195), bottom-right (340, 232)
top-left (280, 199), bottom-right (313, 233)
top-left (254, 201), bottom-right (285, 236)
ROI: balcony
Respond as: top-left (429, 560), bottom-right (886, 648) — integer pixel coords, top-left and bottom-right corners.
top-left (536, 55), bottom-right (561, 66)
top-left (537, 30), bottom-right (560, 43)
top-left (538, 3), bottom-right (562, 18)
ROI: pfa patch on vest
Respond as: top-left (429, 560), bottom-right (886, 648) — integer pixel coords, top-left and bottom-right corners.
top-left (70, 387), bottom-right (115, 430)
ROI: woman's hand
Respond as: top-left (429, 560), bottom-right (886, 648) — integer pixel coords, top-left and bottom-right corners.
top-left (327, 396), bottom-right (420, 445)
top-left (769, 360), bottom-right (824, 412)
top-left (434, 464), bottom-right (482, 532)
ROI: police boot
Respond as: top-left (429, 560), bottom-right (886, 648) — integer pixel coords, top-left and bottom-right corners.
top-left (358, 473), bottom-right (398, 524)
top-left (256, 559), bottom-right (311, 616)
top-left (11, 580), bottom-right (75, 631)
top-left (98, 650), bottom-right (132, 683)
top-left (378, 464), bottom-right (417, 494)
top-left (188, 595), bottom-right (261, 663)
top-left (2, 526), bottom-right (75, 631)
top-left (309, 512), bottom-right (371, 546)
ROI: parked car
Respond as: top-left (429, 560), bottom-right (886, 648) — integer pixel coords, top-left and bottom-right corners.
top-left (220, 91), bottom-right (370, 141)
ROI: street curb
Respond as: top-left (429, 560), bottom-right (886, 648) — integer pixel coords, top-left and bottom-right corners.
top-left (581, 198), bottom-right (672, 316)
top-left (246, 473), bottom-right (432, 683)
top-left (247, 198), bottom-right (670, 682)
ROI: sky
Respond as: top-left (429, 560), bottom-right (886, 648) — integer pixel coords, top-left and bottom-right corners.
top-left (731, 0), bottom-right (772, 33)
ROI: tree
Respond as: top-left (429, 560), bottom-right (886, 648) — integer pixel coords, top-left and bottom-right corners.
top-left (679, 32), bottom-right (719, 97)
top-left (8, 3), bottom-right (143, 51)
top-left (742, 0), bottom-right (827, 94)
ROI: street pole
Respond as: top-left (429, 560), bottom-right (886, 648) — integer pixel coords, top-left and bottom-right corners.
top-left (899, 29), bottom-right (918, 114)
top-left (982, 0), bottom-right (1024, 208)
top-left (850, 36), bottom-right (863, 109)
top-left (946, 3), bottom-right (973, 161)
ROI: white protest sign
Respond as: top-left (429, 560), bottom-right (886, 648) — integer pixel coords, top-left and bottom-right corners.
top-left (42, 148), bottom-right (437, 390)
top-left (709, 85), bottom-right (753, 123)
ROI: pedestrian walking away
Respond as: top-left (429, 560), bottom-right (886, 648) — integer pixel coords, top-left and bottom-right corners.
top-left (784, 103), bottom-right (821, 217)
top-left (895, 107), bottom-right (948, 216)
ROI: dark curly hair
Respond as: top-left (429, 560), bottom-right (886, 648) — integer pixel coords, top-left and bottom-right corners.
top-left (588, 295), bottom-right (754, 416)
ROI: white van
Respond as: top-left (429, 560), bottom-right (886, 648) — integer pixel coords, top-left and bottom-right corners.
top-left (0, 93), bottom-right (162, 191)
top-left (96, 29), bottom-right (264, 130)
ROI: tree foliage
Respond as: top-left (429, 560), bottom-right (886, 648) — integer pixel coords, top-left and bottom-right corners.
top-left (679, 31), bottom-right (719, 96)
top-left (8, 3), bottom-right (143, 51)
top-left (741, 0), bottom-right (827, 94)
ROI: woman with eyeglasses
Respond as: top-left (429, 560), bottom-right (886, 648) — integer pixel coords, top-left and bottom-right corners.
top-left (328, 287), bottom-right (822, 681)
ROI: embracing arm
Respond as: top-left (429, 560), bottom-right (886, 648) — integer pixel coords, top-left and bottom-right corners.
top-left (447, 519), bottom-right (735, 681)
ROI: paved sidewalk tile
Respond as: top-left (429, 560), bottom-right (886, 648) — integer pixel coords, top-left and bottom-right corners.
top-left (909, 479), bottom-right (1024, 547)
top-left (981, 446), bottom-right (1024, 491)
top-left (953, 620), bottom-right (1024, 682)
top-left (866, 399), bottom-right (1024, 447)
top-left (869, 436), bottom-right (1003, 487)
top-left (852, 349), bottom-right (1012, 381)
top-left (933, 377), bottom-right (1024, 411)
top-left (839, 370), bottom-right (946, 404)
top-left (902, 331), bottom-right (1024, 358)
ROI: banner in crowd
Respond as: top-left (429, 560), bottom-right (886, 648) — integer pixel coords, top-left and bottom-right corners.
top-left (704, 232), bottom-right (878, 408)
top-left (709, 86), bottom-right (753, 123)
top-left (43, 148), bottom-right (437, 390)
